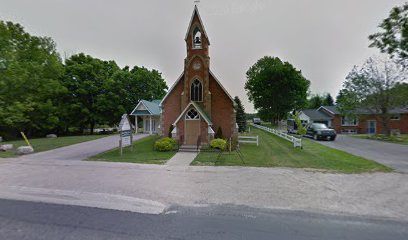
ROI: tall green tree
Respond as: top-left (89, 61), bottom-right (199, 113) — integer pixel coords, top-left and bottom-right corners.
top-left (234, 96), bottom-right (246, 132)
top-left (104, 65), bottom-right (167, 124)
top-left (337, 56), bottom-right (407, 136)
top-left (0, 21), bottom-right (65, 136)
top-left (306, 93), bottom-right (334, 109)
top-left (307, 94), bottom-right (323, 109)
top-left (62, 55), bottom-right (168, 132)
top-left (369, 3), bottom-right (408, 68)
top-left (245, 56), bottom-right (310, 124)
top-left (62, 53), bottom-right (120, 133)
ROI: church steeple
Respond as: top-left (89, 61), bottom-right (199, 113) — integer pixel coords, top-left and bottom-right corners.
top-left (185, 5), bottom-right (210, 58)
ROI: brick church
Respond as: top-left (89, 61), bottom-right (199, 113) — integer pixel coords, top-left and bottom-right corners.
top-left (131, 6), bottom-right (237, 145)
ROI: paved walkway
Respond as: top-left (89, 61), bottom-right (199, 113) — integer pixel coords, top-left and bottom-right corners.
top-left (166, 152), bottom-right (197, 166)
top-left (19, 134), bottom-right (148, 161)
top-left (315, 135), bottom-right (408, 173)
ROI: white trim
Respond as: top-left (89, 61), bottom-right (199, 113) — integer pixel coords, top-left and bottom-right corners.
top-left (184, 5), bottom-right (210, 45)
top-left (317, 106), bottom-right (335, 115)
top-left (173, 102), bottom-right (212, 126)
top-left (185, 108), bottom-right (200, 120)
top-left (149, 116), bottom-right (152, 134)
top-left (192, 26), bottom-right (202, 49)
top-left (130, 101), bottom-right (152, 115)
top-left (160, 72), bottom-right (184, 106)
top-left (209, 70), bottom-right (234, 103)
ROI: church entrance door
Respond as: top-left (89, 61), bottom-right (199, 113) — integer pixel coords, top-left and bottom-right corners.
top-left (184, 108), bottom-right (201, 145)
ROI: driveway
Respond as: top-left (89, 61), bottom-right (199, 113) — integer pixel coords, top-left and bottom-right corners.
top-left (314, 135), bottom-right (408, 173)
top-left (19, 134), bottom-right (148, 161)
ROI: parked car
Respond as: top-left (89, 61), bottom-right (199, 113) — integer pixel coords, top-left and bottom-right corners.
top-left (253, 118), bottom-right (261, 125)
top-left (306, 123), bottom-right (336, 141)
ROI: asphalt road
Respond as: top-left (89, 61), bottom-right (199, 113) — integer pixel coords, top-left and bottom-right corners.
top-left (311, 135), bottom-right (408, 173)
top-left (0, 199), bottom-right (407, 240)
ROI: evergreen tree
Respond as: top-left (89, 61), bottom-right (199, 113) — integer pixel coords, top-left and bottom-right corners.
top-left (324, 93), bottom-right (334, 106)
top-left (234, 96), bottom-right (246, 132)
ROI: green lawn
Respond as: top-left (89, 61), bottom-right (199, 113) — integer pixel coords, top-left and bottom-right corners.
top-left (89, 135), bottom-right (176, 164)
top-left (353, 134), bottom-right (408, 145)
top-left (0, 135), bottom-right (109, 158)
top-left (192, 128), bottom-right (392, 173)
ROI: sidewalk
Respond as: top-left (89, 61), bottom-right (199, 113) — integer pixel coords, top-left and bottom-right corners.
top-left (166, 152), bottom-right (197, 166)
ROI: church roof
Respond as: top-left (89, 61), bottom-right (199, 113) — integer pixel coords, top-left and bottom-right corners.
top-left (185, 5), bottom-right (210, 45)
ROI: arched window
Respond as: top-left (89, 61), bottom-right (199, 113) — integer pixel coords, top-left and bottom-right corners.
top-left (193, 27), bottom-right (202, 49)
top-left (190, 79), bottom-right (203, 102)
top-left (186, 108), bottom-right (200, 120)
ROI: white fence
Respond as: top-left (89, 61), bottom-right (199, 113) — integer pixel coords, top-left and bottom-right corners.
top-left (251, 124), bottom-right (302, 148)
top-left (238, 135), bottom-right (259, 146)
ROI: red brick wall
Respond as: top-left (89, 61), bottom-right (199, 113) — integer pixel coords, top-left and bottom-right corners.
top-left (161, 76), bottom-right (184, 139)
top-left (332, 115), bottom-right (342, 133)
top-left (186, 15), bottom-right (209, 59)
top-left (200, 120), bottom-right (208, 144)
top-left (358, 114), bottom-right (408, 134)
top-left (209, 74), bottom-right (235, 138)
top-left (330, 114), bottom-right (408, 134)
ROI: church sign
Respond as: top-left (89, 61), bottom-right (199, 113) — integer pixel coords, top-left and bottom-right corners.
top-left (119, 114), bottom-right (133, 155)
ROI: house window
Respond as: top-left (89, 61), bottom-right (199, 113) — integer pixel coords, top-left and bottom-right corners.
top-left (390, 114), bottom-right (400, 120)
top-left (193, 27), bottom-right (202, 49)
top-left (186, 108), bottom-right (200, 120)
top-left (341, 116), bottom-right (358, 126)
top-left (190, 79), bottom-right (203, 102)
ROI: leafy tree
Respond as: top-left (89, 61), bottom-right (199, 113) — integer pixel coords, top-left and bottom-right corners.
top-left (369, 3), bottom-right (408, 68)
top-left (105, 66), bottom-right (167, 125)
top-left (293, 111), bottom-right (306, 136)
top-left (61, 53), bottom-right (120, 133)
top-left (245, 56), bottom-right (310, 124)
top-left (0, 21), bottom-right (65, 136)
top-left (337, 56), bottom-right (407, 136)
top-left (306, 93), bottom-right (334, 109)
top-left (307, 94), bottom-right (323, 109)
top-left (62, 54), bottom-right (168, 132)
top-left (234, 96), bottom-right (246, 132)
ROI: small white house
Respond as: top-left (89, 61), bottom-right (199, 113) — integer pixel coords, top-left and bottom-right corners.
top-left (130, 100), bottom-right (161, 134)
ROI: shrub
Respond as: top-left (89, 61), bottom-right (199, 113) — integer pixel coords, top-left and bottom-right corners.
top-left (215, 127), bottom-right (224, 139)
top-left (154, 137), bottom-right (176, 151)
top-left (210, 138), bottom-right (227, 150)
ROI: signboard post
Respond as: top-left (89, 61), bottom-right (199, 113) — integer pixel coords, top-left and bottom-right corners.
top-left (119, 114), bottom-right (133, 156)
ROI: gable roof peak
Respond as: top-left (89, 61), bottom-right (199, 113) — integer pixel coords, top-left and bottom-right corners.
top-left (185, 5), bottom-right (210, 44)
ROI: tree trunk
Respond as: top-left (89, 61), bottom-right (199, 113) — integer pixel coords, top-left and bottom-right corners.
top-left (90, 122), bottom-right (95, 135)
top-left (381, 114), bottom-right (391, 137)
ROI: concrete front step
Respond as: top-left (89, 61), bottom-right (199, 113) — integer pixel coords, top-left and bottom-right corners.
top-left (179, 145), bottom-right (201, 152)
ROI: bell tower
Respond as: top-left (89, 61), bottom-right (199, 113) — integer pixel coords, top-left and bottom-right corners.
top-left (182, 5), bottom-right (212, 116)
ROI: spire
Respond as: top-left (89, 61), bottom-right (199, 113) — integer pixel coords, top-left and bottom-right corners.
top-left (184, 5), bottom-right (210, 45)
